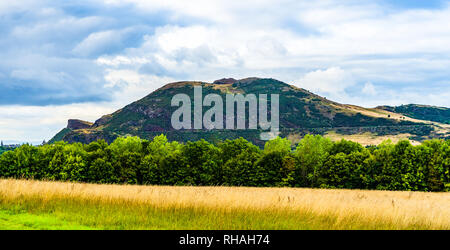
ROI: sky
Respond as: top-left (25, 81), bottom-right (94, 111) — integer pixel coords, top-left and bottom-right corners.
top-left (1, 0), bottom-right (450, 143)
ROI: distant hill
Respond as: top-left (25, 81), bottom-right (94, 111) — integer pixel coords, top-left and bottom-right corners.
top-left (377, 104), bottom-right (450, 125)
top-left (50, 78), bottom-right (449, 146)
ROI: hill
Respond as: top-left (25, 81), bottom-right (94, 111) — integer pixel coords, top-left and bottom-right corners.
top-left (50, 78), bottom-right (449, 146)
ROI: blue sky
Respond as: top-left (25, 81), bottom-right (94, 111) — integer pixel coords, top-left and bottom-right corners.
top-left (0, 0), bottom-right (450, 143)
top-left (385, 0), bottom-right (445, 9)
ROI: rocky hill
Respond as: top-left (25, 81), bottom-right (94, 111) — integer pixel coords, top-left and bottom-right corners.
top-left (50, 78), bottom-right (449, 146)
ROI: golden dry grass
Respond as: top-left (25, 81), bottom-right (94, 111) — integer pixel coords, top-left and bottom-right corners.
top-left (1, 179), bottom-right (449, 230)
top-left (324, 131), bottom-right (422, 146)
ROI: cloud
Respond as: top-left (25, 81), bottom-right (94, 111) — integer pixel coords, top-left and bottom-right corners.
top-left (0, 72), bottom-right (174, 143)
top-left (0, 54), bottom-right (111, 105)
top-left (295, 67), bottom-right (356, 101)
top-left (103, 71), bottom-right (174, 107)
top-left (72, 26), bottom-right (151, 58)
top-left (73, 30), bottom-right (124, 57)
top-left (0, 103), bottom-right (115, 143)
top-left (362, 82), bottom-right (377, 95)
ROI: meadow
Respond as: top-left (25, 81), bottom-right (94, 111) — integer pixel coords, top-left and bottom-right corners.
top-left (0, 179), bottom-right (449, 230)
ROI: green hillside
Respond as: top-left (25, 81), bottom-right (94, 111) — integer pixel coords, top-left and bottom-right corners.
top-left (51, 78), bottom-right (446, 146)
top-left (378, 104), bottom-right (450, 124)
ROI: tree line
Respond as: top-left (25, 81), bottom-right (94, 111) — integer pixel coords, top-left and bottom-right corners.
top-left (0, 146), bottom-right (14, 155)
top-left (0, 135), bottom-right (448, 191)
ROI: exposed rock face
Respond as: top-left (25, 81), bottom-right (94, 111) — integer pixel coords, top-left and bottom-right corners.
top-left (213, 78), bottom-right (237, 85)
top-left (93, 114), bottom-right (113, 127)
top-left (67, 119), bottom-right (93, 130)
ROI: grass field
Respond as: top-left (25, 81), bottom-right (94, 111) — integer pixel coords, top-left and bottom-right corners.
top-left (0, 179), bottom-right (449, 230)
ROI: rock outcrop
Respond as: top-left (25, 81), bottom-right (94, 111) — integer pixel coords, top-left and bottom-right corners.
top-left (67, 119), bottom-right (93, 130)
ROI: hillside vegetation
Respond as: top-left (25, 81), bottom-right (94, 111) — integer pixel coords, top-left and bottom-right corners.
top-left (379, 104), bottom-right (450, 124)
top-left (2, 135), bottom-right (449, 192)
top-left (1, 179), bottom-right (449, 230)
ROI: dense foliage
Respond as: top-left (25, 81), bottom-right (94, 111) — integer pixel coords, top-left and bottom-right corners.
top-left (0, 146), bottom-right (14, 155)
top-left (0, 135), bottom-right (449, 191)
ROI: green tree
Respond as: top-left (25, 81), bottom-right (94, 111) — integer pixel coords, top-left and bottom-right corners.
top-left (108, 136), bottom-right (144, 184)
top-left (86, 140), bottom-right (116, 183)
top-left (263, 137), bottom-right (291, 156)
top-left (318, 149), bottom-right (370, 189)
top-left (294, 135), bottom-right (333, 187)
top-left (255, 151), bottom-right (295, 187)
top-left (141, 135), bottom-right (183, 185)
top-left (180, 140), bottom-right (222, 185)
top-left (0, 151), bottom-right (18, 177)
top-left (329, 139), bottom-right (364, 155)
top-left (220, 138), bottom-right (262, 186)
top-left (59, 143), bottom-right (88, 182)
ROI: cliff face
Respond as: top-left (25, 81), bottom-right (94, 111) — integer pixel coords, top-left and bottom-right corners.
top-left (67, 119), bottom-right (94, 130)
top-left (213, 78), bottom-right (238, 85)
top-left (50, 78), bottom-right (449, 146)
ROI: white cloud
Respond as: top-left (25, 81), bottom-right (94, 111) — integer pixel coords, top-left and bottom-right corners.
top-left (73, 30), bottom-right (120, 56)
top-left (0, 0), bottom-right (41, 15)
top-left (97, 56), bottom-right (149, 67)
top-left (103, 69), bottom-right (175, 106)
top-left (295, 67), bottom-right (355, 100)
top-left (362, 82), bottom-right (377, 95)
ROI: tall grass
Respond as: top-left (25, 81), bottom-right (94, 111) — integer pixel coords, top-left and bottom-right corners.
top-left (0, 179), bottom-right (449, 230)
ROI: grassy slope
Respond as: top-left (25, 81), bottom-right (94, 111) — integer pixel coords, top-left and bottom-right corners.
top-left (1, 179), bottom-right (449, 230)
top-left (48, 128), bottom-right (72, 144)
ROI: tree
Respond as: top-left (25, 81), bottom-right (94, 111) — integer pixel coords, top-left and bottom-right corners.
top-left (421, 140), bottom-right (447, 191)
top-left (59, 143), bottom-right (88, 182)
top-left (219, 137), bottom-right (259, 164)
top-left (108, 136), bottom-right (144, 184)
top-left (318, 150), bottom-right (370, 189)
top-left (372, 140), bottom-right (415, 191)
top-left (329, 139), bottom-right (364, 155)
top-left (263, 137), bottom-right (291, 156)
top-left (255, 151), bottom-right (294, 187)
top-left (294, 135), bottom-right (333, 187)
top-left (141, 135), bottom-right (183, 185)
top-left (0, 151), bottom-right (18, 177)
top-left (13, 144), bottom-right (40, 179)
top-left (180, 140), bottom-right (222, 185)
top-left (221, 138), bottom-right (262, 186)
top-left (86, 140), bottom-right (116, 183)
